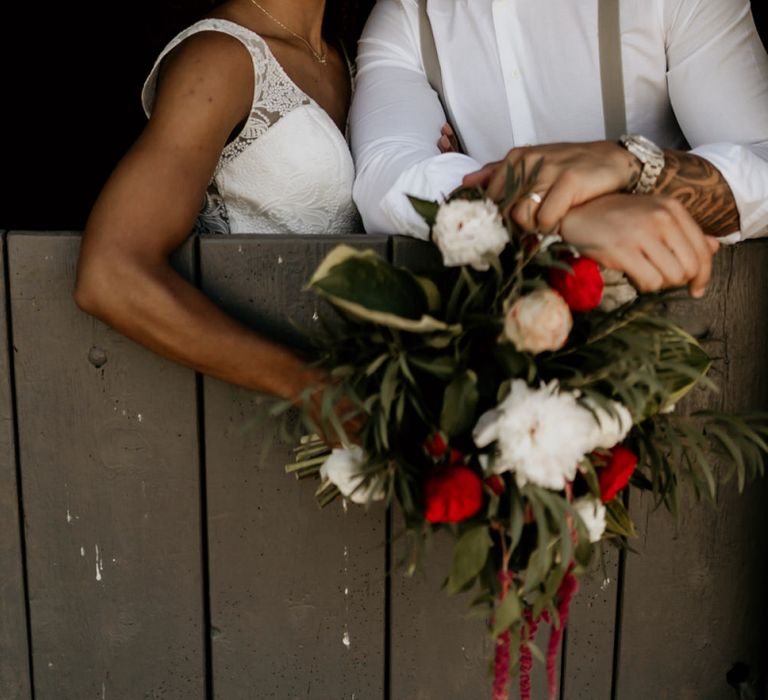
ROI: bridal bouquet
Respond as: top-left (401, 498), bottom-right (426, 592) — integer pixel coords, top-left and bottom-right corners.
top-left (280, 170), bottom-right (767, 700)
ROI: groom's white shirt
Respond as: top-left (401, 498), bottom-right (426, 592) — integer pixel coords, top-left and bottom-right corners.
top-left (350, 0), bottom-right (768, 241)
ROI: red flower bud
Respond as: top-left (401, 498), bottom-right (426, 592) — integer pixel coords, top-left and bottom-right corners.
top-left (424, 433), bottom-right (449, 460)
top-left (425, 465), bottom-right (484, 523)
top-left (598, 445), bottom-right (638, 503)
top-left (548, 254), bottom-right (604, 312)
top-left (484, 474), bottom-right (505, 497)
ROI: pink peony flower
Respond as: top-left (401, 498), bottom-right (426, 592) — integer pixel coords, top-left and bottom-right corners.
top-left (504, 289), bottom-right (572, 354)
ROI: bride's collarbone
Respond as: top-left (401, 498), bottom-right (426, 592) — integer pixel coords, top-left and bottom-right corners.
top-left (261, 37), bottom-right (350, 131)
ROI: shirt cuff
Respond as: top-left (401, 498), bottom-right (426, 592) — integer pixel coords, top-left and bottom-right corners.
top-left (690, 142), bottom-right (768, 241)
top-left (378, 153), bottom-right (484, 239)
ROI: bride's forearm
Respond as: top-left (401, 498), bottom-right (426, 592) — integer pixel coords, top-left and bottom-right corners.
top-left (654, 150), bottom-right (740, 236)
top-left (74, 255), bottom-right (322, 401)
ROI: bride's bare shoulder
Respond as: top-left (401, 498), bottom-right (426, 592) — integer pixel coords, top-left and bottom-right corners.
top-left (151, 29), bottom-right (256, 127)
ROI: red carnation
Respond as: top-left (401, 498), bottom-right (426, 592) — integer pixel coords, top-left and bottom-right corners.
top-left (598, 445), bottom-right (638, 503)
top-left (425, 465), bottom-right (484, 523)
top-left (548, 254), bottom-right (604, 312)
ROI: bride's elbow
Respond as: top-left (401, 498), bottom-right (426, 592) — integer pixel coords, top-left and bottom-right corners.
top-left (74, 258), bottom-right (112, 320)
top-left (74, 246), bottom-right (133, 324)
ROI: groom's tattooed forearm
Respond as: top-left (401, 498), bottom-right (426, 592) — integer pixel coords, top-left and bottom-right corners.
top-left (654, 151), bottom-right (740, 236)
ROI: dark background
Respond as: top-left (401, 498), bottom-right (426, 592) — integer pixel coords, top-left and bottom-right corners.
top-left (1, 2), bottom-right (766, 231)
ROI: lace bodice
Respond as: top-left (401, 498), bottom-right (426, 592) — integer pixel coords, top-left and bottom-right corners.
top-left (142, 19), bottom-right (360, 235)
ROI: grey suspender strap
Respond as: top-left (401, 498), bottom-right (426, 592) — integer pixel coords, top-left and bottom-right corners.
top-left (418, 0), bottom-right (465, 152)
top-left (598, 0), bottom-right (628, 139)
top-left (420, 0), bottom-right (627, 146)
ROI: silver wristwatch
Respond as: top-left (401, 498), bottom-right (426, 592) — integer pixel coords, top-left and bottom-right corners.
top-left (619, 134), bottom-right (665, 194)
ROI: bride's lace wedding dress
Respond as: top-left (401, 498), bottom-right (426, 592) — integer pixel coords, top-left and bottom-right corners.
top-left (142, 19), bottom-right (360, 235)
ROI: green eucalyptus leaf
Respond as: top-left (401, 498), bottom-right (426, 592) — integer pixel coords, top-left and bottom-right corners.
top-left (410, 355), bottom-right (458, 379)
top-left (492, 590), bottom-right (522, 636)
top-left (440, 370), bottom-right (479, 437)
top-left (509, 486), bottom-right (525, 553)
top-left (380, 360), bottom-right (399, 420)
top-left (407, 195), bottom-right (441, 226)
top-left (525, 640), bottom-right (546, 664)
top-left (447, 525), bottom-right (492, 594)
top-left (605, 499), bottom-right (638, 539)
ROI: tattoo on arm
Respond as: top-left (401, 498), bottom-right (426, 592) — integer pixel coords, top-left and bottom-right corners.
top-left (654, 150), bottom-right (740, 236)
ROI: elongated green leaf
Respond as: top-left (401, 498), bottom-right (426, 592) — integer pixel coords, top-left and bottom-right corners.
top-left (440, 370), bottom-right (479, 437)
top-left (707, 425), bottom-right (747, 492)
top-left (605, 499), bottom-right (638, 538)
top-left (410, 356), bottom-right (458, 379)
top-left (492, 590), bottom-right (522, 636)
top-left (509, 485), bottom-right (525, 552)
top-left (447, 526), bottom-right (492, 594)
top-left (407, 195), bottom-right (440, 225)
top-left (380, 360), bottom-right (399, 420)
top-left (365, 353), bottom-right (389, 376)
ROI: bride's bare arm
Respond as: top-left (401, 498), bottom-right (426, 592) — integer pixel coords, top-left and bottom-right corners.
top-left (76, 32), bottom-right (321, 400)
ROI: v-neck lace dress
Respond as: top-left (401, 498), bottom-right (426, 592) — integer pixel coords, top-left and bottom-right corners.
top-left (142, 19), bottom-right (360, 235)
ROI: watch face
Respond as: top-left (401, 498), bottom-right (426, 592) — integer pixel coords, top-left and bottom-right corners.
top-left (625, 134), bottom-right (664, 159)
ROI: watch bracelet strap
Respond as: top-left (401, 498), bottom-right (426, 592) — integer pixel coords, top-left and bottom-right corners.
top-left (632, 154), bottom-right (664, 194)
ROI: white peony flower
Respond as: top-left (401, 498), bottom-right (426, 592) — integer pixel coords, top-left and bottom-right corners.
top-left (432, 198), bottom-right (509, 271)
top-left (320, 446), bottom-right (386, 505)
top-left (473, 380), bottom-right (595, 490)
top-left (583, 398), bottom-right (633, 450)
top-left (504, 289), bottom-right (573, 354)
top-left (472, 380), bottom-right (634, 490)
top-left (573, 496), bottom-right (607, 543)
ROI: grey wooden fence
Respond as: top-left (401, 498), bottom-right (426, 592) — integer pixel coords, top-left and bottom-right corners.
top-left (0, 231), bottom-right (766, 700)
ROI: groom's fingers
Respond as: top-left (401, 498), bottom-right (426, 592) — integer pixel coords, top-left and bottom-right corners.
top-left (462, 161), bottom-right (501, 189)
top-left (559, 193), bottom-right (716, 298)
top-left (639, 234), bottom-right (688, 288)
top-left (438, 123), bottom-right (459, 153)
top-left (531, 176), bottom-right (579, 231)
top-left (608, 250), bottom-right (664, 293)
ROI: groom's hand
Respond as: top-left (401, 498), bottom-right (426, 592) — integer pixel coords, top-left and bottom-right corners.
top-left (560, 193), bottom-right (720, 298)
top-left (462, 141), bottom-right (639, 230)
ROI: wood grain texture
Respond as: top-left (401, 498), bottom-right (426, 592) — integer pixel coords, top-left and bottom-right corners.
top-left (615, 244), bottom-right (768, 700)
top-left (199, 234), bottom-right (388, 700)
top-left (9, 233), bottom-right (206, 700)
top-left (0, 232), bottom-right (33, 699)
top-left (560, 547), bottom-right (620, 700)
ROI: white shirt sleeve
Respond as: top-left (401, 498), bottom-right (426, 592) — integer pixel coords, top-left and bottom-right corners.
top-left (665, 0), bottom-right (768, 240)
top-left (349, 0), bottom-right (482, 238)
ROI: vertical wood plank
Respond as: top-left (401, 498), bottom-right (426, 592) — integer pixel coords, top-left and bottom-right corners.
top-left (615, 244), bottom-right (768, 699)
top-left (0, 232), bottom-right (33, 699)
top-left (560, 547), bottom-right (620, 700)
top-left (9, 232), bottom-right (206, 699)
top-left (199, 234), bottom-right (387, 700)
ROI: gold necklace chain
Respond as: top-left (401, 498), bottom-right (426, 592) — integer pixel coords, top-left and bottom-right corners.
top-left (247, 0), bottom-right (327, 64)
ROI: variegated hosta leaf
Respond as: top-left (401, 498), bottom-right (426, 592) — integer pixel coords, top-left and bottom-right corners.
top-left (308, 245), bottom-right (460, 333)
